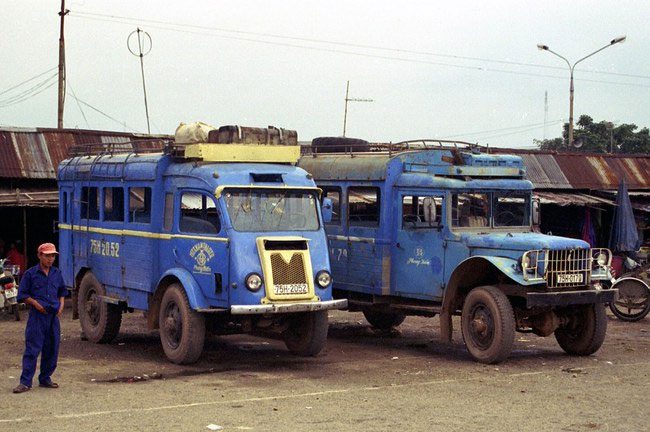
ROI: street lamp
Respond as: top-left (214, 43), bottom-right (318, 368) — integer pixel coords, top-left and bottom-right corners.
top-left (537, 36), bottom-right (626, 148)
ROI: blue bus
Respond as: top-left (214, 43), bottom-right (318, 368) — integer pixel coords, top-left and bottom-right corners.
top-left (57, 127), bottom-right (346, 364)
top-left (299, 139), bottom-right (616, 363)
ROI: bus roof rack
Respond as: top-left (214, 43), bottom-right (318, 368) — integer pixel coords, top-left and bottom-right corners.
top-left (67, 138), bottom-right (173, 158)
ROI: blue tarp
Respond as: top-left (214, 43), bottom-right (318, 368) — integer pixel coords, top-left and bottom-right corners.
top-left (609, 180), bottom-right (640, 253)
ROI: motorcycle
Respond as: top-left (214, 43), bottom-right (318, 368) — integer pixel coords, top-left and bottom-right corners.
top-left (0, 259), bottom-right (20, 321)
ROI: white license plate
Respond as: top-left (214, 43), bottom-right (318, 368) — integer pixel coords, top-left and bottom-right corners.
top-left (4, 287), bottom-right (17, 299)
top-left (557, 273), bottom-right (584, 284)
top-left (274, 284), bottom-right (308, 295)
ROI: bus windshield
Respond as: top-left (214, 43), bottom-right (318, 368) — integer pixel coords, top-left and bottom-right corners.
top-left (224, 189), bottom-right (320, 232)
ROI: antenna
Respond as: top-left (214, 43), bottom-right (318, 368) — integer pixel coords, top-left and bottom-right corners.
top-left (342, 80), bottom-right (373, 137)
top-left (128, 28), bottom-right (152, 134)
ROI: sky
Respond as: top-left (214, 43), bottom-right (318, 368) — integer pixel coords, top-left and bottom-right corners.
top-left (1, 0), bottom-right (648, 148)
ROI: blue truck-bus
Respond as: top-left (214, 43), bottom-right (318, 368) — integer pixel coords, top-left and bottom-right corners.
top-left (299, 138), bottom-right (616, 363)
top-left (57, 126), bottom-right (346, 364)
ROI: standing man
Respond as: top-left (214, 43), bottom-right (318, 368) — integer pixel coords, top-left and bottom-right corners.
top-left (13, 243), bottom-right (67, 394)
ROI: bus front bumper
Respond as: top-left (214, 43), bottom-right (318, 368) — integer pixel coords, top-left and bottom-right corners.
top-left (230, 299), bottom-right (348, 315)
top-left (526, 288), bottom-right (617, 308)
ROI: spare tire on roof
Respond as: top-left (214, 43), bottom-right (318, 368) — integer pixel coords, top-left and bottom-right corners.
top-left (311, 137), bottom-right (371, 153)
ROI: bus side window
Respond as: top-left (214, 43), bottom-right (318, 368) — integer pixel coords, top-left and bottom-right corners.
top-left (349, 187), bottom-right (380, 227)
top-left (129, 187), bottom-right (152, 224)
top-left (179, 192), bottom-right (221, 234)
top-left (81, 186), bottom-right (99, 220)
top-left (163, 193), bottom-right (174, 232)
top-left (321, 187), bottom-right (341, 224)
top-left (402, 195), bottom-right (442, 229)
top-left (104, 187), bottom-right (125, 222)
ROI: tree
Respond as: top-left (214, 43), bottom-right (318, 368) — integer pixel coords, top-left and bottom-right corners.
top-left (535, 115), bottom-right (650, 154)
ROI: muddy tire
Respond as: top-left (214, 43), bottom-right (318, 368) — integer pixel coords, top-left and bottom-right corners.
top-left (555, 303), bottom-right (607, 356)
top-left (283, 311), bottom-right (328, 356)
top-left (363, 309), bottom-right (406, 330)
top-left (461, 286), bottom-right (515, 364)
top-left (78, 272), bottom-right (122, 343)
top-left (159, 283), bottom-right (205, 364)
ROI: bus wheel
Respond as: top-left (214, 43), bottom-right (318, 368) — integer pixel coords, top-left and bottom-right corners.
top-left (555, 303), bottom-right (607, 356)
top-left (159, 283), bottom-right (205, 364)
top-left (461, 286), bottom-right (515, 364)
top-left (78, 272), bottom-right (122, 343)
top-left (283, 311), bottom-right (328, 356)
top-left (362, 309), bottom-right (406, 330)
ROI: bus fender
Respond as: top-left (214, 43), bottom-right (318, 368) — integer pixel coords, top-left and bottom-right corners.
top-left (440, 256), bottom-right (522, 342)
top-left (156, 268), bottom-right (210, 310)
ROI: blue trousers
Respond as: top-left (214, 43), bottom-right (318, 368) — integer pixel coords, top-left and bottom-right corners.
top-left (20, 310), bottom-right (60, 387)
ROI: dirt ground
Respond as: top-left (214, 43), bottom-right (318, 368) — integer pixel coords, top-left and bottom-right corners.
top-left (0, 305), bottom-right (648, 432)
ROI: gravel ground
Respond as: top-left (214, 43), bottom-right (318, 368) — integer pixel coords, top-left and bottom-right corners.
top-left (0, 305), bottom-right (648, 432)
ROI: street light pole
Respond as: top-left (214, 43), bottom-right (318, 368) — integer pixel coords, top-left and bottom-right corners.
top-left (537, 36), bottom-right (626, 148)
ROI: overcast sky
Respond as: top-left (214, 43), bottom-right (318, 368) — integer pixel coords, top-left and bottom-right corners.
top-left (1, 0), bottom-right (648, 148)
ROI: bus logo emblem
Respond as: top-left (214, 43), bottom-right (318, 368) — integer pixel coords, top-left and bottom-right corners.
top-left (190, 242), bottom-right (215, 274)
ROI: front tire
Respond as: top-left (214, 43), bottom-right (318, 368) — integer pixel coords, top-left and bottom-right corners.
top-left (461, 286), bottom-right (515, 364)
top-left (159, 283), bottom-right (205, 364)
top-left (362, 309), bottom-right (406, 330)
top-left (78, 272), bottom-right (122, 343)
top-left (555, 303), bottom-right (607, 356)
top-left (283, 311), bottom-right (328, 356)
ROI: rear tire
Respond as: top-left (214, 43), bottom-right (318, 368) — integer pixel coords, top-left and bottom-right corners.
top-left (159, 283), bottom-right (205, 364)
top-left (283, 311), bottom-right (328, 356)
top-left (555, 303), bottom-right (607, 356)
top-left (608, 278), bottom-right (650, 322)
top-left (461, 286), bottom-right (515, 364)
top-left (78, 272), bottom-right (122, 343)
top-left (362, 309), bottom-right (406, 330)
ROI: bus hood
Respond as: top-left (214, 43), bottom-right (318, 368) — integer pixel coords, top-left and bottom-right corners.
top-left (459, 232), bottom-right (589, 252)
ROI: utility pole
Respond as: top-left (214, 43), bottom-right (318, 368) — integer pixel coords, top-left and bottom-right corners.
top-left (543, 91), bottom-right (548, 141)
top-left (342, 80), bottom-right (373, 137)
top-left (57, 0), bottom-right (69, 129)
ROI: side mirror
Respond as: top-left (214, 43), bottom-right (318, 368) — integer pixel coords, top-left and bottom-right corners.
top-left (322, 197), bottom-right (333, 224)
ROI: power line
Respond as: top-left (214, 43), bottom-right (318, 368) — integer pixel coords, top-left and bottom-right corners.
top-left (0, 74), bottom-right (58, 108)
top-left (441, 119), bottom-right (564, 139)
top-left (70, 11), bottom-right (650, 81)
top-left (65, 92), bottom-right (138, 132)
top-left (0, 66), bottom-right (58, 97)
top-left (66, 83), bottom-right (90, 129)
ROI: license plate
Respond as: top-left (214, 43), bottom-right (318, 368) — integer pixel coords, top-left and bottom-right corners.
top-left (274, 284), bottom-right (308, 295)
top-left (557, 273), bottom-right (584, 284)
top-left (4, 287), bottom-right (17, 299)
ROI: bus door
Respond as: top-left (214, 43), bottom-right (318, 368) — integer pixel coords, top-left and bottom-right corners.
top-left (123, 186), bottom-right (155, 293)
top-left (345, 186), bottom-right (383, 294)
top-left (94, 186), bottom-right (125, 290)
top-left (393, 193), bottom-right (446, 300)
top-left (59, 187), bottom-right (74, 285)
top-left (171, 190), bottom-right (229, 307)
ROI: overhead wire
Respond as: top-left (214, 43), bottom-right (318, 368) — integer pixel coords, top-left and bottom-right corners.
top-left (69, 11), bottom-right (650, 82)
top-left (441, 119), bottom-right (565, 139)
top-left (0, 66), bottom-right (58, 97)
top-left (0, 73), bottom-right (58, 108)
top-left (65, 92), bottom-right (138, 132)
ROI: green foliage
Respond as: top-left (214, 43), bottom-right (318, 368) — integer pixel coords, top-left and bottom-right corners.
top-left (535, 115), bottom-right (650, 154)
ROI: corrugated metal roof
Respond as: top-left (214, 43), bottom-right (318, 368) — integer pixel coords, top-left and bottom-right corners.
top-left (0, 185), bottom-right (59, 207)
top-left (491, 148), bottom-right (650, 190)
top-left (0, 127), bottom-right (170, 179)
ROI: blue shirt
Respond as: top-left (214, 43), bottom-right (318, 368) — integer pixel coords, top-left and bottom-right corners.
top-left (17, 265), bottom-right (68, 313)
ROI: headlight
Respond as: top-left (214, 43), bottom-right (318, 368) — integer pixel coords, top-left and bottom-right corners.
top-left (245, 273), bottom-right (263, 292)
top-left (596, 253), bottom-right (607, 267)
top-left (315, 270), bottom-right (332, 288)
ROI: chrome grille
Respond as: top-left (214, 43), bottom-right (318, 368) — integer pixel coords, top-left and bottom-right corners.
top-left (545, 248), bottom-right (591, 288)
top-left (270, 253), bottom-right (307, 285)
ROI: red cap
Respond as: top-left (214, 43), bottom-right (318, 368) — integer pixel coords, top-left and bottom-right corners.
top-left (37, 243), bottom-right (58, 254)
